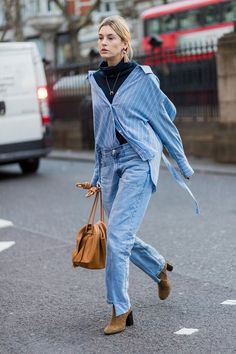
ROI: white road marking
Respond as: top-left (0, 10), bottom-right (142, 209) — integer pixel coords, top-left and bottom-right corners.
top-left (175, 328), bottom-right (199, 335)
top-left (221, 300), bottom-right (236, 305)
top-left (0, 219), bottom-right (13, 228)
top-left (0, 241), bottom-right (15, 252)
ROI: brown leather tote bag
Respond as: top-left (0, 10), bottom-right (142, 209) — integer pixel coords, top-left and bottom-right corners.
top-left (72, 190), bottom-right (106, 269)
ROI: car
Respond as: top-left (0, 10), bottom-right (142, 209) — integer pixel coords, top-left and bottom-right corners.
top-left (0, 42), bottom-right (52, 174)
top-left (52, 73), bottom-right (90, 97)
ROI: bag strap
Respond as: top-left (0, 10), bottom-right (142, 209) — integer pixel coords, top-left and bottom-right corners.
top-left (87, 190), bottom-right (105, 225)
top-left (87, 192), bottom-right (99, 225)
top-left (99, 191), bottom-right (105, 222)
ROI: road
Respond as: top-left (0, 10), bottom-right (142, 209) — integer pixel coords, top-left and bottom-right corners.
top-left (0, 158), bottom-right (235, 354)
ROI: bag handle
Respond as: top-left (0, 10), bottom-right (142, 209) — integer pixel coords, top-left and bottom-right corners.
top-left (87, 190), bottom-right (105, 225)
top-left (100, 191), bottom-right (105, 222)
top-left (87, 191), bottom-right (99, 225)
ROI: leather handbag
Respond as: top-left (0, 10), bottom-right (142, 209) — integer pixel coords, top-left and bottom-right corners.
top-left (72, 190), bottom-right (106, 269)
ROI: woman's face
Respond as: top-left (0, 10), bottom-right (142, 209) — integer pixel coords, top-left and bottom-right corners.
top-left (98, 25), bottom-right (126, 65)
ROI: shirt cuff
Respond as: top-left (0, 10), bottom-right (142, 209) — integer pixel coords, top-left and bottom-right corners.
top-left (90, 176), bottom-right (98, 187)
top-left (91, 167), bottom-right (100, 187)
top-left (178, 158), bottom-right (194, 178)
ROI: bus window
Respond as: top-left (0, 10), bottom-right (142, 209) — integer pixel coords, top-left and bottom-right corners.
top-left (221, 1), bottom-right (236, 22)
top-left (145, 18), bottom-right (161, 36)
top-left (161, 14), bottom-right (178, 33)
top-left (204, 4), bottom-right (221, 25)
top-left (178, 8), bottom-right (202, 30)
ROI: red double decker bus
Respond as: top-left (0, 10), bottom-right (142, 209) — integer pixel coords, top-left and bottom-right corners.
top-left (141, 0), bottom-right (236, 52)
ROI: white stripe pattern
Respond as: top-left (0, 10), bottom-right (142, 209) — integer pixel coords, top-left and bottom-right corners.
top-left (88, 65), bottom-right (198, 212)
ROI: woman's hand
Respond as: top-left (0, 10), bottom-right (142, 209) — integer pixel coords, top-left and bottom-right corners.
top-left (76, 182), bottom-right (92, 189)
top-left (75, 181), bottom-right (100, 197)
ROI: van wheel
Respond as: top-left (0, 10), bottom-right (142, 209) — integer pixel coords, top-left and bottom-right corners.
top-left (19, 158), bottom-right (40, 174)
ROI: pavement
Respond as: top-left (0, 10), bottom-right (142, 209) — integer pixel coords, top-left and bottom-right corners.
top-left (47, 149), bottom-right (236, 176)
top-left (1, 157), bottom-right (235, 353)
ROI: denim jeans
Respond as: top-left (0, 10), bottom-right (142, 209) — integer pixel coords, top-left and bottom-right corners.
top-left (100, 143), bottom-right (165, 316)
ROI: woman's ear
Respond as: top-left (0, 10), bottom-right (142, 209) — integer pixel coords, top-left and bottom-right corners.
top-left (122, 40), bottom-right (128, 50)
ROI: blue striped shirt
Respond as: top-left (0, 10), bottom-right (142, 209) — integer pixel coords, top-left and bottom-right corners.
top-left (88, 64), bottom-right (199, 212)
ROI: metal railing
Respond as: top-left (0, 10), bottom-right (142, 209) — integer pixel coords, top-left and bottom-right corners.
top-left (47, 42), bottom-right (219, 124)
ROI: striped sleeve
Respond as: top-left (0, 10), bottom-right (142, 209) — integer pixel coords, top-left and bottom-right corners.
top-left (148, 75), bottom-right (194, 178)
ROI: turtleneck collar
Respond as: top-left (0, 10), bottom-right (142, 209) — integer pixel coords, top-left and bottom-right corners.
top-left (99, 58), bottom-right (136, 77)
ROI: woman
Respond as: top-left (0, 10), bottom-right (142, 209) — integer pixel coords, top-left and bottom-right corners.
top-left (77, 16), bottom-right (197, 335)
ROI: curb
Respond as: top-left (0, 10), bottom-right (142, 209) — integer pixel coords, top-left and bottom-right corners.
top-left (46, 150), bottom-right (236, 177)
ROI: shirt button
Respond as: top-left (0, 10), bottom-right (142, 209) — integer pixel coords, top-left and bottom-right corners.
top-left (112, 149), bottom-right (116, 156)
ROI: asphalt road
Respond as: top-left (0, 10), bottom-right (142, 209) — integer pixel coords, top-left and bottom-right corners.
top-left (0, 158), bottom-right (235, 354)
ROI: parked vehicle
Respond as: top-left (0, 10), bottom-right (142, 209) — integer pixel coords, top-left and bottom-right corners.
top-left (52, 73), bottom-right (90, 97)
top-left (141, 0), bottom-right (236, 54)
top-left (0, 42), bottom-right (52, 174)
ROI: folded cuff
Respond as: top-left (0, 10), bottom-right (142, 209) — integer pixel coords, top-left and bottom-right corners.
top-left (178, 158), bottom-right (194, 178)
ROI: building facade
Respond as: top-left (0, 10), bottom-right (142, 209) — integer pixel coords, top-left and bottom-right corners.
top-left (0, 0), bottom-right (178, 65)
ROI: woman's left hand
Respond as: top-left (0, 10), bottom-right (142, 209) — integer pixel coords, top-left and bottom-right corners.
top-left (76, 181), bottom-right (92, 189)
top-left (85, 186), bottom-right (100, 198)
top-left (75, 181), bottom-right (100, 197)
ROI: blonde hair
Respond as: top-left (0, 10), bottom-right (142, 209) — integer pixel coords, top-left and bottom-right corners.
top-left (98, 16), bottom-right (133, 62)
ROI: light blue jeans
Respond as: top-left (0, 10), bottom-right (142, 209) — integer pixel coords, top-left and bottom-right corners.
top-left (100, 143), bottom-right (165, 316)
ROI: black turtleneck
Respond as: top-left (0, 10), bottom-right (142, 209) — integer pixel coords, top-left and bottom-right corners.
top-left (94, 58), bottom-right (137, 144)
top-left (94, 58), bottom-right (137, 103)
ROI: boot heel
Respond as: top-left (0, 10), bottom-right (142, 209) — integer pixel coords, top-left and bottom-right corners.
top-left (126, 311), bottom-right (133, 326)
top-left (167, 263), bottom-right (173, 272)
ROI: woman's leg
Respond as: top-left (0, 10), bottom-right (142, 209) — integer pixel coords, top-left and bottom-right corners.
top-left (101, 164), bottom-right (165, 284)
top-left (102, 174), bottom-right (168, 304)
top-left (101, 161), bottom-right (165, 286)
top-left (104, 160), bottom-right (153, 316)
top-left (130, 236), bottom-right (165, 283)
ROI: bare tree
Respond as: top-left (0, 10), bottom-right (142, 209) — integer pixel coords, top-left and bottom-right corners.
top-left (0, 0), bottom-right (24, 41)
top-left (0, 0), bottom-right (14, 41)
top-left (14, 0), bottom-right (23, 41)
top-left (52, 0), bottom-right (101, 61)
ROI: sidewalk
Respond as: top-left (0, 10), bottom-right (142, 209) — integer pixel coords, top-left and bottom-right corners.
top-left (47, 149), bottom-right (236, 176)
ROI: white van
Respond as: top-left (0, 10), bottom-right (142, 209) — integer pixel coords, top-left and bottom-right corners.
top-left (0, 42), bottom-right (52, 173)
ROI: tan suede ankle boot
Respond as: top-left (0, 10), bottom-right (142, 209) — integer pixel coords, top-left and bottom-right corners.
top-left (158, 262), bottom-right (173, 300)
top-left (104, 306), bottom-right (133, 335)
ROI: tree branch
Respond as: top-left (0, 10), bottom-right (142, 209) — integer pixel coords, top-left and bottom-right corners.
top-left (51, 0), bottom-right (101, 60)
top-left (52, 0), bottom-right (101, 30)
top-left (0, 0), bottom-right (14, 41)
top-left (52, 0), bottom-right (70, 21)
top-left (77, 0), bottom-right (101, 30)
top-left (0, 26), bottom-right (9, 41)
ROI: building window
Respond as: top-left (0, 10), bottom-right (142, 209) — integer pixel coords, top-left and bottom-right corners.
top-left (105, 2), bottom-right (110, 12)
